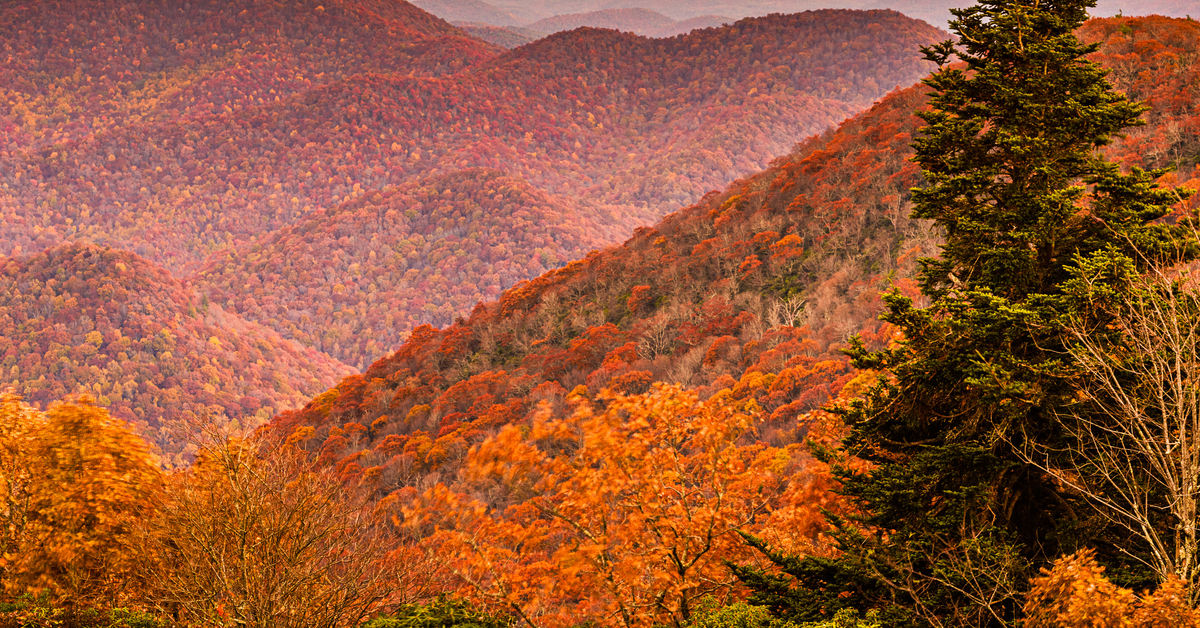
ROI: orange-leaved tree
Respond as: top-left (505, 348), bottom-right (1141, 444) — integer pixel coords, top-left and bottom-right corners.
top-left (1025, 549), bottom-right (1199, 628)
top-left (406, 383), bottom-right (838, 628)
top-left (0, 392), bottom-right (163, 605)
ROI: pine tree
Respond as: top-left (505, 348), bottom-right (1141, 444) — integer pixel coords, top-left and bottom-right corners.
top-left (734, 0), bottom-right (1194, 625)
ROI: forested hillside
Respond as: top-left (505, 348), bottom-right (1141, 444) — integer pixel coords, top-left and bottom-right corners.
top-left (4, 3), bottom-right (1200, 627)
top-left (269, 78), bottom-right (934, 496)
top-left (196, 169), bottom-right (618, 368)
top-left (264, 14), bottom-right (1200, 622)
top-left (0, 8), bottom-right (943, 275)
top-left (0, 0), bottom-right (483, 150)
top-left (270, 11), bottom-right (1200, 493)
top-left (170, 9), bottom-right (944, 365)
top-left (0, 244), bottom-right (353, 461)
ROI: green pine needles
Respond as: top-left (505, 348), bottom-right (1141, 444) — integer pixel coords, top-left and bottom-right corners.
top-left (734, 0), bottom-right (1196, 626)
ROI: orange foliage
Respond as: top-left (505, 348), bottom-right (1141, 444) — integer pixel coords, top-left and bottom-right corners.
top-left (405, 384), bottom-right (838, 628)
top-left (1025, 549), bottom-right (1200, 628)
top-left (144, 431), bottom-right (427, 627)
top-left (0, 393), bottom-right (162, 605)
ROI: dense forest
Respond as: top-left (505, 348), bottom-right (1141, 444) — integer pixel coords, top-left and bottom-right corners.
top-left (0, 7), bottom-right (943, 271)
top-left (1, 1), bottom-right (945, 369)
top-left (4, 1), bottom-right (1200, 628)
top-left (270, 10), bottom-right (1199, 511)
top-left (196, 168), bottom-right (618, 368)
top-left (0, 243), bottom-right (353, 461)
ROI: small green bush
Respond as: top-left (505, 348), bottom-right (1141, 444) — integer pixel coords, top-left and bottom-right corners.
top-left (0, 596), bottom-right (167, 628)
top-left (687, 600), bottom-right (798, 628)
top-left (686, 599), bottom-right (881, 628)
top-left (360, 597), bottom-right (510, 628)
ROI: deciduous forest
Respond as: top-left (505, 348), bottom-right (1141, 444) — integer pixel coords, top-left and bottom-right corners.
top-left (2, 1), bottom-right (1200, 627)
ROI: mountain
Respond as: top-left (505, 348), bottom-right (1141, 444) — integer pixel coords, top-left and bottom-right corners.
top-left (0, 244), bottom-right (354, 462)
top-left (664, 15), bottom-right (735, 36)
top-left (268, 12), bottom-right (1200, 499)
top-left (270, 80), bottom-right (931, 489)
top-left (0, 9), bottom-right (943, 275)
top-left (471, 0), bottom-right (1197, 28)
top-left (1, 5), bottom-right (945, 368)
top-left (195, 169), bottom-right (621, 368)
top-left (412, 0), bottom-right (522, 25)
top-left (0, 0), bottom-right (490, 151)
top-left (453, 21), bottom-right (546, 47)
top-left (525, 8), bottom-right (732, 38)
top-left (455, 12), bottom-right (736, 50)
top-left (527, 8), bottom-right (675, 34)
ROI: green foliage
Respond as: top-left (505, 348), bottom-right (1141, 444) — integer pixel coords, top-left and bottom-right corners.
top-left (360, 597), bottom-right (510, 628)
top-left (686, 599), bottom-right (798, 628)
top-left (684, 598), bottom-right (880, 628)
top-left (0, 595), bottom-right (167, 628)
top-left (798, 610), bottom-right (882, 628)
top-left (736, 0), bottom-right (1198, 626)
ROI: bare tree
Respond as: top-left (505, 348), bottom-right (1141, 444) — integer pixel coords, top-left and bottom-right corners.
top-left (767, 295), bottom-right (807, 329)
top-left (637, 315), bottom-right (675, 361)
top-left (144, 430), bottom-right (416, 627)
top-left (1016, 266), bottom-right (1200, 601)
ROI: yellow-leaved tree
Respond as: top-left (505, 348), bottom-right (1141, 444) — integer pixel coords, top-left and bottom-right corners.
top-left (144, 430), bottom-right (416, 628)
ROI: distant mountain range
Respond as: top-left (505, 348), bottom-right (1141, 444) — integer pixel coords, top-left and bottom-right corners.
top-left (527, 8), bottom-right (732, 38)
top-left (452, 9), bottom-right (735, 49)
top-left (1, 1), bottom-right (945, 372)
top-left (418, 0), bottom-right (1198, 31)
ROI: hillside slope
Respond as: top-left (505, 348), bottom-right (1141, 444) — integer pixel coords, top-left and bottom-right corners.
top-left (0, 244), bottom-right (354, 461)
top-left (0, 0), bottom-right (489, 151)
top-left (269, 13), bottom-right (1200, 498)
top-left (195, 169), bottom-right (618, 368)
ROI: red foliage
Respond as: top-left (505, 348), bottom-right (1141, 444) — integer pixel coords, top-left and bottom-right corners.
top-left (0, 244), bottom-right (352, 461)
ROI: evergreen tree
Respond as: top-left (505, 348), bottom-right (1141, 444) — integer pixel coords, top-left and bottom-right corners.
top-left (734, 0), bottom-right (1194, 625)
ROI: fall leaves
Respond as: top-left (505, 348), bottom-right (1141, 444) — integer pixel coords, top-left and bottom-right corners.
top-left (0, 393), bottom-right (161, 605)
top-left (0, 394), bottom-right (419, 624)
top-left (0, 379), bottom-right (848, 627)
top-left (403, 384), bottom-right (840, 628)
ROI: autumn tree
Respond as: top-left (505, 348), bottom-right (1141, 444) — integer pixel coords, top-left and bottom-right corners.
top-left (408, 384), bottom-right (835, 628)
top-left (0, 393), bottom-right (163, 605)
top-left (736, 0), bottom-right (1196, 625)
top-left (144, 429), bottom-right (408, 628)
top-left (1024, 549), bottom-right (1198, 628)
